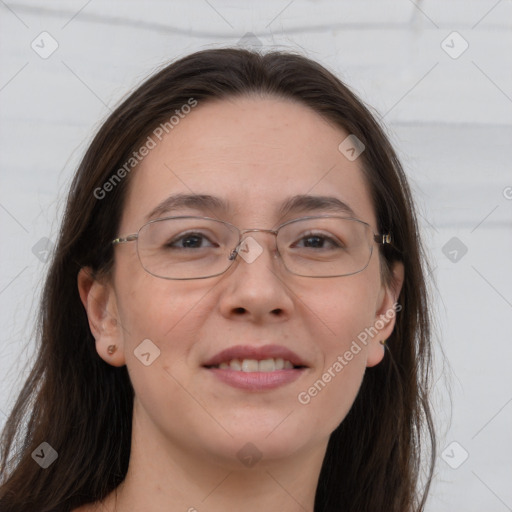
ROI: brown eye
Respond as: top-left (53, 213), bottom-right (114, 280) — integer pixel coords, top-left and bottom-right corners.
top-left (165, 232), bottom-right (216, 249)
top-left (293, 232), bottom-right (343, 250)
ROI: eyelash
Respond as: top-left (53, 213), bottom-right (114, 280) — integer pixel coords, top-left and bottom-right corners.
top-left (165, 231), bottom-right (343, 250)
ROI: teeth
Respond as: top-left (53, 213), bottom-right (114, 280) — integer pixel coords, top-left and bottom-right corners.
top-left (259, 358), bottom-right (276, 372)
top-left (230, 359), bottom-right (242, 371)
top-left (213, 358), bottom-right (298, 372)
top-left (241, 359), bottom-right (259, 372)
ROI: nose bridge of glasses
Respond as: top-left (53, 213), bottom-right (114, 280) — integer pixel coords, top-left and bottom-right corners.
top-left (239, 227), bottom-right (278, 237)
top-left (229, 228), bottom-right (279, 261)
top-left (239, 228), bottom-right (279, 247)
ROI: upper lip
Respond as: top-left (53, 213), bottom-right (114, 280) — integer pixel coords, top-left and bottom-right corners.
top-left (203, 344), bottom-right (309, 368)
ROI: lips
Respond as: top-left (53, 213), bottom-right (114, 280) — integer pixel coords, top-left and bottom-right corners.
top-left (202, 344), bottom-right (309, 391)
top-left (202, 344), bottom-right (308, 369)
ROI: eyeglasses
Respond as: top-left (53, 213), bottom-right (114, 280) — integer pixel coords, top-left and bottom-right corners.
top-left (111, 215), bottom-right (392, 280)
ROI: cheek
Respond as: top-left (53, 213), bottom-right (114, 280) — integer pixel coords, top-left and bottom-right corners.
top-left (298, 352), bottom-right (367, 435)
top-left (296, 326), bottom-right (370, 436)
top-left (306, 272), bottom-right (379, 347)
top-left (113, 275), bottom-right (218, 415)
top-left (114, 264), bottom-right (223, 360)
top-left (295, 275), bottom-right (379, 428)
top-left (115, 278), bottom-right (214, 429)
top-left (115, 269), bottom-right (205, 344)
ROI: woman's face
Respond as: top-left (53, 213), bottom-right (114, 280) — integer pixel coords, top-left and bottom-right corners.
top-left (86, 96), bottom-right (402, 468)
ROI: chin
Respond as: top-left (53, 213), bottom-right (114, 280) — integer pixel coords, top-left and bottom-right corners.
top-left (198, 421), bottom-right (314, 467)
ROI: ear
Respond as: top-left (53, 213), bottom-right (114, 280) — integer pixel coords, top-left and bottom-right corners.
top-left (366, 260), bottom-right (404, 367)
top-left (77, 267), bottom-right (126, 367)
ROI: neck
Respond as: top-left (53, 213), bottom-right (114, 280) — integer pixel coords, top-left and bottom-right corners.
top-left (101, 400), bottom-right (327, 512)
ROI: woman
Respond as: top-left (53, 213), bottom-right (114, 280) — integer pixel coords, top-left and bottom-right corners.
top-left (0, 48), bottom-right (435, 511)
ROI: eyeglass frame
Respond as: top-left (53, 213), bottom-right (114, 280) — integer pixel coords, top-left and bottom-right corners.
top-left (111, 214), bottom-right (393, 280)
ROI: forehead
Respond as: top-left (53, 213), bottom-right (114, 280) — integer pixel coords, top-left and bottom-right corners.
top-left (121, 96), bottom-right (377, 230)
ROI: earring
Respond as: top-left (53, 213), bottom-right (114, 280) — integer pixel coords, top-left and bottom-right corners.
top-left (379, 339), bottom-right (387, 346)
top-left (107, 344), bottom-right (117, 355)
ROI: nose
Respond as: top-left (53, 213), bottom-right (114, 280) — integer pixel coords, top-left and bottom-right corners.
top-left (217, 232), bottom-right (295, 322)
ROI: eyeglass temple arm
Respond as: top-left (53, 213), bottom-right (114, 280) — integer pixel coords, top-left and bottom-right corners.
top-left (374, 233), bottom-right (393, 245)
top-left (112, 234), bottom-right (138, 245)
top-left (112, 231), bottom-right (393, 247)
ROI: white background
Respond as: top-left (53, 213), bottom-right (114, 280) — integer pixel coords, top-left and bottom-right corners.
top-left (1, 1), bottom-right (511, 510)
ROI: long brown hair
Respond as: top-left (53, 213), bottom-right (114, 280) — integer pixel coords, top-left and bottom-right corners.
top-left (0, 48), bottom-right (436, 511)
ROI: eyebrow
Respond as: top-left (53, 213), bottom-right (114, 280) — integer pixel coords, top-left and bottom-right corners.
top-left (145, 193), bottom-right (230, 221)
top-left (278, 194), bottom-right (356, 219)
top-left (145, 193), bottom-right (357, 222)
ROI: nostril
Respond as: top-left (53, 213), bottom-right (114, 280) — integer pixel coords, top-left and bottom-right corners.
top-left (233, 307), bottom-right (246, 314)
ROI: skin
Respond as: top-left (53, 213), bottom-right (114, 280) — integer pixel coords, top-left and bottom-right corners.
top-left (77, 96), bottom-right (404, 512)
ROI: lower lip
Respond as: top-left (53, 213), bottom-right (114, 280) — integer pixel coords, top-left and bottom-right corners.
top-left (204, 367), bottom-right (306, 391)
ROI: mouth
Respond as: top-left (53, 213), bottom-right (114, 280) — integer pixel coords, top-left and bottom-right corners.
top-left (202, 345), bottom-right (309, 391)
top-left (204, 357), bottom-right (306, 371)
